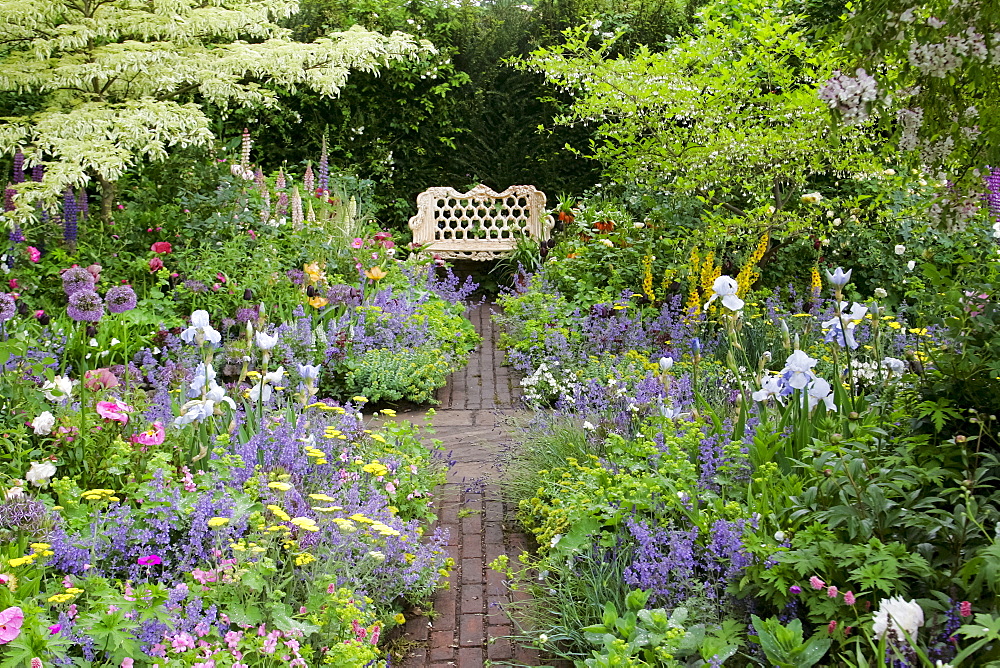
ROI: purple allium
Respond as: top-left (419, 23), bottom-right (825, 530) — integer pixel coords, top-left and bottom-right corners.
top-left (62, 267), bottom-right (95, 296)
top-left (235, 307), bottom-right (258, 324)
top-left (67, 289), bottom-right (104, 322)
top-left (63, 187), bottom-right (78, 243)
top-left (286, 268), bottom-right (305, 285)
top-left (106, 284), bottom-right (137, 313)
top-left (0, 293), bottom-right (15, 322)
top-left (183, 279), bottom-right (207, 293)
top-left (0, 496), bottom-right (47, 533)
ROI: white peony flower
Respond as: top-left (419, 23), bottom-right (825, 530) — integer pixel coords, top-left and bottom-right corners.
top-left (31, 411), bottom-right (56, 435)
top-left (872, 596), bottom-right (924, 641)
top-left (25, 461), bottom-right (57, 486)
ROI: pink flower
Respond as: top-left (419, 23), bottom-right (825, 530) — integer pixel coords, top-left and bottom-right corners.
top-left (31, 659), bottom-right (42, 668)
top-left (191, 568), bottom-right (217, 585)
top-left (171, 632), bottom-right (195, 652)
top-left (225, 630), bottom-right (242, 650)
top-left (151, 242), bottom-right (172, 254)
top-left (121, 659), bottom-right (134, 668)
top-left (191, 662), bottom-right (214, 668)
top-left (809, 576), bottom-right (825, 590)
top-left (85, 264), bottom-right (102, 283)
top-left (960, 601), bottom-right (972, 617)
top-left (137, 554), bottom-right (161, 566)
top-left (369, 625), bottom-right (380, 646)
top-left (149, 257), bottom-right (164, 272)
top-left (0, 607), bottom-right (24, 644)
top-left (84, 367), bottom-right (120, 391)
top-left (8, 279), bottom-right (17, 290)
top-left (827, 620), bottom-right (837, 634)
top-left (350, 238), bottom-right (364, 249)
top-left (48, 624), bottom-right (61, 635)
top-left (131, 422), bottom-right (165, 446)
top-left (827, 585), bottom-right (838, 598)
top-left (96, 399), bottom-right (133, 424)
top-left (26, 247), bottom-right (40, 263)
top-left (385, 482), bottom-right (396, 493)
top-left (216, 272), bottom-right (227, 284)
top-left (843, 591), bottom-right (856, 605)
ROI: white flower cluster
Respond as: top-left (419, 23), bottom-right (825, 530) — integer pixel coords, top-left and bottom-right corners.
top-left (896, 107), bottom-right (924, 152)
top-left (520, 363), bottom-right (577, 404)
top-left (818, 69), bottom-right (879, 124)
top-left (907, 28), bottom-right (988, 78)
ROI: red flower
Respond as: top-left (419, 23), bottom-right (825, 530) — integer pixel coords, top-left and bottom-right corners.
top-left (151, 241), bottom-right (172, 254)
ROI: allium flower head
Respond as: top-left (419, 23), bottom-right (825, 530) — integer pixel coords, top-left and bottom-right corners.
top-left (61, 267), bottom-right (95, 296)
top-left (105, 285), bottom-right (137, 313)
top-left (67, 289), bottom-right (104, 322)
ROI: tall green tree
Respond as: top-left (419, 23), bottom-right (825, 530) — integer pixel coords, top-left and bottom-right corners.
top-left (0, 0), bottom-right (431, 221)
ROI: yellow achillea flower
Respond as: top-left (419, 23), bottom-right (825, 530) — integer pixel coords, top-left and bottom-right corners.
top-left (294, 553), bottom-right (316, 566)
top-left (48, 593), bottom-right (75, 604)
top-left (394, 613), bottom-right (406, 624)
top-left (267, 505), bottom-right (291, 522)
top-left (268, 481), bottom-right (292, 492)
top-left (362, 462), bottom-right (389, 477)
top-left (308, 493), bottom-right (337, 502)
top-left (207, 517), bottom-right (230, 528)
top-left (291, 517), bottom-right (320, 532)
top-left (333, 518), bottom-right (358, 533)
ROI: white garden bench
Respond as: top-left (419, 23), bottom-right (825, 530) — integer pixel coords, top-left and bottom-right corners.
top-left (408, 184), bottom-right (554, 261)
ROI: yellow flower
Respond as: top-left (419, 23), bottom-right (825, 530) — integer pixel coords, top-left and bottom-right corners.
top-left (208, 517), bottom-right (230, 528)
top-left (308, 295), bottom-right (329, 309)
top-left (394, 613), bottom-right (406, 625)
top-left (333, 518), bottom-right (358, 533)
top-left (309, 493), bottom-right (337, 502)
top-left (268, 481), bottom-right (292, 492)
top-left (362, 463), bottom-right (389, 477)
top-left (888, 321), bottom-right (902, 329)
top-left (48, 593), bottom-right (75, 604)
top-left (312, 506), bottom-right (340, 513)
top-left (64, 587), bottom-right (84, 594)
top-left (290, 517), bottom-right (319, 531)
top-left (304, 261), bottom-right (325, 284)
top-left (267, 505), bottom-right (291, 521)
top-left (380, 409), bottom-right (397, 417)
top-left (370, 434), bottom-right (387, 444)
top-left (314, 458), bottom-right (328, 465)
top-left (30, 543), bottom-right (51, 552)
top-left (295, 553), bottom-right (317, 566)
top-left (7, 556), bottom-right (33, 568)
top-left (352, 396), bottom-right (369, 403)
top-left (365, 266), bottom-right (388, 281)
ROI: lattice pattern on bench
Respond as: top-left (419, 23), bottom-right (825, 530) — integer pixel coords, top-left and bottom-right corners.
top-left (408, 184), bottom-right (554, 261)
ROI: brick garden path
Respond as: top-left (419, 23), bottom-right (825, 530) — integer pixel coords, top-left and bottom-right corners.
top-left (383, 303), bottom-right (551, 667)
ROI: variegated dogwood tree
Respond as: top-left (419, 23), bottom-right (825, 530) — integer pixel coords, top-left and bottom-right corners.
top-left (0, 0), bottom-right (433, 222)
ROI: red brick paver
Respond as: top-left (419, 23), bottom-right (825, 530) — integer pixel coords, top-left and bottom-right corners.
top-left (395, 304), bottom-right (557, 667)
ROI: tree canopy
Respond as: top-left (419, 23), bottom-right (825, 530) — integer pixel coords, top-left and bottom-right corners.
top-left (0, 0), bottom-right (431, 219)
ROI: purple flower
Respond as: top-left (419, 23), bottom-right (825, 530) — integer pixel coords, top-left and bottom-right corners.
top-left (63, 187), bottom-right (78, 243)
top-left (67, 289), bottom-right (104, 322)
top-left (12, 150), bottom-right (25, 184)
top-left (106, 285), bottom-right (137, 313)
top-left (62, 267), bottom-right (95, 296)
top-left (137, 554), bottom-right (162, 566)
top-left (0, 293), bottom-right (15, 322)
top-left (790, 585), bottom-right (802, 594)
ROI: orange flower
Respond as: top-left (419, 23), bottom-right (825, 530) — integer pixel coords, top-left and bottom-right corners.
top-left (308, 295), bottom-right (329, 308)
top-left (594, 220), bottom-right (615, 233)
top-left (365, 266), bottom-right (388, 281)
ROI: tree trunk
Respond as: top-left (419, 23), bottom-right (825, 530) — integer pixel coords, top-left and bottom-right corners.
top-left (96, 173), bottom-right (116, 224)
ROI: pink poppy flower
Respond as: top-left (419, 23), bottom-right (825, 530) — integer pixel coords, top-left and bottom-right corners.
top-left (131, 422), bottom-right (165, 446)
top-left (0, 606), bottom-right (24, 644)
top-left (84, 368), bottom-right (120, 391)
top-left (96, 399), bottom-right (133, 424)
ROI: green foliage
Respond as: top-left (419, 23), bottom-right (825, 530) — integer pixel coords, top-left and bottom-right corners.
top-left (750, 615), bottom-right (832, 668)
top-left (341, 347), bottom-right (455, 404)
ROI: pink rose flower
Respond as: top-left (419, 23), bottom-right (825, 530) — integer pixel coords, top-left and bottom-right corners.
top-left (96, 399), bottom-right (133, 424)
top-left (149, 257), bottom-right (164, 273)
top-left (0, 606), bottom-right (24, 644)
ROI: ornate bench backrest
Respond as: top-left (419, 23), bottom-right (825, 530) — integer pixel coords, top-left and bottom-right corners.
top-left (408, 184), bottom-right (554, 261)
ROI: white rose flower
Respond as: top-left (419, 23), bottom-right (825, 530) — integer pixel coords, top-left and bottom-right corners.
top-left (894, 244), bottom-right (906, 255)
top-left (907, 260), bottom-right (916, 271)
top-left (42, 375), bottom-right (76, 403)
top-left (874, 287), bottom-right (888, 298)
top-left (31, 411), bottom-right (56, 435)
top-left (25, 461), bottom-right (57, 487)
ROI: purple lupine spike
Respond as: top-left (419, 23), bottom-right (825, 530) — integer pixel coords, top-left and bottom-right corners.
top-left (304, 163), bottom-right (314, 193)
top-left (12, 150), bottom-right (25, 184)
top-left (9, 224), bottom-right (24, 243)
top-left (986, 167), bottom-right (1000, 220)
top-left (3, 185), bottom-right (14, 212)
top-left (78, 187), bottom-right (88, 219)
top-left (31, 163), bottom-right (43, 182)
top-left (318, 136), bottom-right (329, 194)
top-left (63, 187), bottom-right (78, 243)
